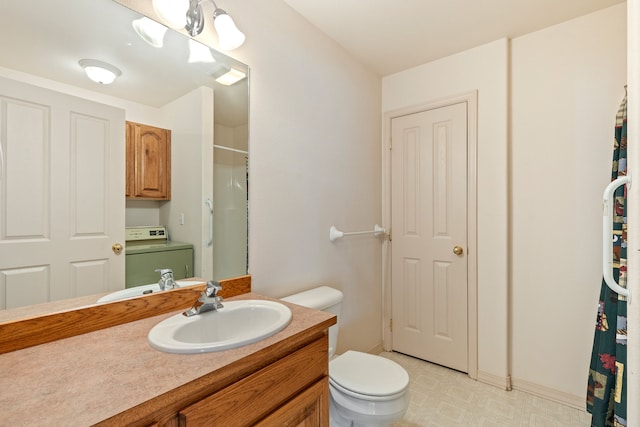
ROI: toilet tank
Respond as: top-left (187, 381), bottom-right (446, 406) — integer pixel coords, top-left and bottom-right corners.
top-left (281, 286), bottom-right (343, 358)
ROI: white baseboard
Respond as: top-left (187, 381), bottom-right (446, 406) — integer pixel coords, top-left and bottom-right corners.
top-left (477, 370), bottom-right (511, 390)
top-left (510, 377), bottom-right (586, 411)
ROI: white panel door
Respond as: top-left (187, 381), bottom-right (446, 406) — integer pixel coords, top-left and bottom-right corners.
top-left (0, 77), bottom-right (125, 309)
top-left (391, 102), bottom-right (468, 372)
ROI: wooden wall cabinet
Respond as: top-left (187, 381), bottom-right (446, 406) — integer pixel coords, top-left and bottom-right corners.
top-left (126, 121), bottom-right (171, 200)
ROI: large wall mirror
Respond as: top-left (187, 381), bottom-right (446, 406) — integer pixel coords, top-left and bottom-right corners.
top-left (0, 0), bottom-right (249, 321)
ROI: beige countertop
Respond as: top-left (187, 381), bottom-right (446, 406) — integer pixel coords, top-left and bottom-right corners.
top-left (0, 279), bottom-right (208, 324)
top-left (0, 292), bottom-right (110, 323)
top-left (0, 292), bottom-right (334, 426)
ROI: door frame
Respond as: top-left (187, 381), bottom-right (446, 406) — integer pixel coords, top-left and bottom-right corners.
top-left (382, 91), bottom-right (478, 380)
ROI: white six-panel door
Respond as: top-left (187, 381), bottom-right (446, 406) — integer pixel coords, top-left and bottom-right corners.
top-left (391, 102), bottom-right (468, 372)
top-left (0, 77), bottom-right (125, 309)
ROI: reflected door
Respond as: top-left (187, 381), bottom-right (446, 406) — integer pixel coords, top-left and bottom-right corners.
top-left (0, 77), bottom-right (125, 309)
top-left (390, 102), bottom-right (468, 372)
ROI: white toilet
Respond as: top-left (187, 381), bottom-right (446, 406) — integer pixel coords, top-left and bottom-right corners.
top-left (282, 286), bottom-right (409, 427)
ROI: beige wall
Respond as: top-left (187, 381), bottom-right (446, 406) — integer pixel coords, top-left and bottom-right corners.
top-left (511, 4), bottom-right (626, 405)
top-left (217, 0), bottom-right (384, 354)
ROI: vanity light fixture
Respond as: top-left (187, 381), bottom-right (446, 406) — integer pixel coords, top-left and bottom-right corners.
top-left (188, 39), bottom-right (216, 63)
top-left (212, 6), bottom-right (245, 51)
top-left (215, 68), bottom-right (246, 86)
top-left (184, 0), bottom-right (245, 51)
top-left (152, 0), bottom-right (189, 29)
top-left (79, 59), bottom-right (122, 85)
top-left (132, 17), bottom-right (168, 48)
top-left (185, 0), bottom-right (205, 37)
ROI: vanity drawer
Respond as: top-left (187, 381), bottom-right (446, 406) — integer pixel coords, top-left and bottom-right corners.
top-left (254, 378), bottom-right (329, 427)
top-left (178, 335), bottom-right (328, 426)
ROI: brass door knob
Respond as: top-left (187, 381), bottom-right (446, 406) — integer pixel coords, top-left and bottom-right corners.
top-left (453, 246), bottom-right (464, 256)
top-left (112, 243), bottom-right (123, 255)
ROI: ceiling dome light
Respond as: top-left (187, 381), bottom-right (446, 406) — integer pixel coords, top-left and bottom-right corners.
top-left (132, 17), bottom-right (168, 48)
top-left (152, 0), bottom-right (189, 29)
top-left (212, 9), bottom-right (245, 51)
top-left (79, 59), bottom-right (122, 85)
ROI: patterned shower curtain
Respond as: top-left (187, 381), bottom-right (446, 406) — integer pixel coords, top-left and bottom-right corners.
top-left (587, 88), bottom-right (628, 427)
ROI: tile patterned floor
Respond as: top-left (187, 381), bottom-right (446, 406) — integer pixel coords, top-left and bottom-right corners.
top-left (380, 352), bottom-right (592, 427)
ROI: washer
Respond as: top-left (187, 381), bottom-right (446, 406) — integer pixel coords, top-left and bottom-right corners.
top-left (125, 226), bottom-right (194, 288)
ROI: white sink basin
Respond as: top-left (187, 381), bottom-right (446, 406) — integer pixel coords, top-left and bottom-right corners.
top-left (147, 300), bottom-right (292, 354)
top-left (97, 283), bottom-right (161, 303)
top-left (97, 281), bottom-right (204, 303)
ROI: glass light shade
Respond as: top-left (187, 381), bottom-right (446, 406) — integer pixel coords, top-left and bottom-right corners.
top-left (213, 13), bottom-right (245, 51)
top-left (188, 39), bottom-right (216, 63)
top-left (152, 0), bottom-right (189, 29)
top-left (79, 60), bottom-right (122, 85)
top-left (132, 17), bottom-right (168, 48)
top-left (215, 68), bottom-right (246, 86)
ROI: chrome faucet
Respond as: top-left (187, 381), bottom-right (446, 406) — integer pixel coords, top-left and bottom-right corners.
top-left (155, 268), bottom-right (178, 291)
top-left (183, 281), bottom-right (224, 317)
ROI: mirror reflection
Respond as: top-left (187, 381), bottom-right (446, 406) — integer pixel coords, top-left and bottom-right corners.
top-left (0, 0), bottom-right (249, 316)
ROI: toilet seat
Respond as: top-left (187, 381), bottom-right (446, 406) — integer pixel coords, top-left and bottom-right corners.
top-left (329, 351), bottom-right (409, 400)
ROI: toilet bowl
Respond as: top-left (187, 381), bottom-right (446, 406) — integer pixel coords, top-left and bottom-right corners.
top-left (282, 286), bottom-right (410, 426)
top-left (328, 350), bottom-right (409, 427)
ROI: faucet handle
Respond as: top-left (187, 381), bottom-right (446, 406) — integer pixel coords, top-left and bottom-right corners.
top-left (183, 281), bottom-right (224, 317)
top-left (155, 269), bottom-right (176, 291)
top-left (204, 280), bottom-right (222, 297)
top-left (155, 268), bottom-right (174, 277)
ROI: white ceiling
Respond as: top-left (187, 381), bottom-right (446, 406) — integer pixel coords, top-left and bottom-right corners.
top-left (283, 0), bottom-right (626, 76)
top-left (1, 0), bottom-right (625, 113)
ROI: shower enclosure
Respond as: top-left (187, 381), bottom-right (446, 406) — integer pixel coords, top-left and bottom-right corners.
top-left (212, 123), bottom-right (248, 281)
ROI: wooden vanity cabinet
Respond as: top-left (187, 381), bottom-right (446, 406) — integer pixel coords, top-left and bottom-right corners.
top-left (175, 335), bottom-right (329, 427)
top-left (253, 379), bottom-right (328, 426)
top-left (0, 288), bottom-right (335, 427)
top-left (126, 121), bottom-right (171, 200)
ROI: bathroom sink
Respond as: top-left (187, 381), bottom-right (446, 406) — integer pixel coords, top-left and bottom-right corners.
top-left (147, 300), bottom-right (292, 354)
top-left (97, 283), bottom-right (161, 303)
top-left (97, 281), bottom-right (204, 303)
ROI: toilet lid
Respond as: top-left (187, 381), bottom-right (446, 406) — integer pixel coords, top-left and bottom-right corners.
top-left (329, 351), bottom-right (409, 397)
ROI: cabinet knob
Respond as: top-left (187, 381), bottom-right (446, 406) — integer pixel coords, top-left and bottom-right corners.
top-left (112, 243), bottom-right (123, 255)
